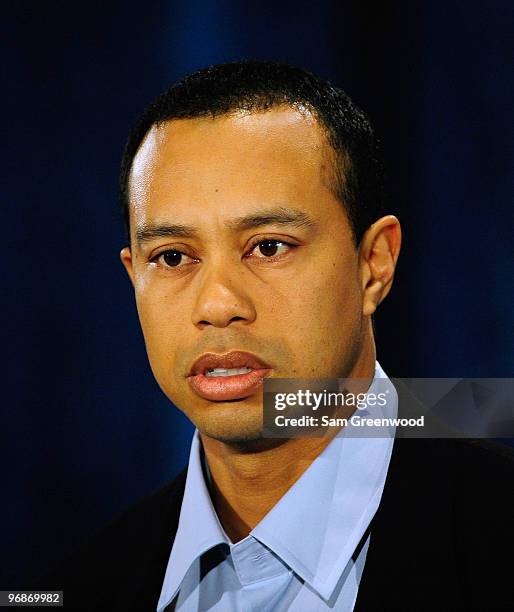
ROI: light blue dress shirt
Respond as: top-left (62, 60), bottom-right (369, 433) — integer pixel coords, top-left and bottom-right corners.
top-left (157, 362), bottom-right (397, 611)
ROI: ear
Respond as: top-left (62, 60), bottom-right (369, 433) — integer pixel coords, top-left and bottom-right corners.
top-left (120, 246), bottom-right (135, 286)
top-left (359, 215), bottom-right (402, 316)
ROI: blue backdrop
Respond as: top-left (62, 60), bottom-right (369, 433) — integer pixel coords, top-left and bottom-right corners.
top-left (3, 0), bottom-right (513, 587)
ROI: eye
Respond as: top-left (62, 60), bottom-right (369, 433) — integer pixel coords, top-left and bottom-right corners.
top-left (248, 239), bottom-right (292, 259)
top-left (155, 250), bottom-right (197, 268)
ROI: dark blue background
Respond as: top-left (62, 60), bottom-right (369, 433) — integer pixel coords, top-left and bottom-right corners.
top-left (3, 0), bottom-right (513, 587)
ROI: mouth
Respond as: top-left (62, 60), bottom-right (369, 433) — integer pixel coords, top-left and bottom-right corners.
top-left (187, 351), bottom-right (273, 401)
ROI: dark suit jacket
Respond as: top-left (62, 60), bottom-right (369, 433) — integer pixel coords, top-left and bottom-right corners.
top-left (35, 405), bottom-right (514, 611)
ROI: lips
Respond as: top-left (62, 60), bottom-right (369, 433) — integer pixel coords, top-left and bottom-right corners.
top-left (187, 351), bottom-right (272, 401)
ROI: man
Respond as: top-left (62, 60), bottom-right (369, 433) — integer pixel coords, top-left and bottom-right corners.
top-left (39, 61), bottom-right (513, 610)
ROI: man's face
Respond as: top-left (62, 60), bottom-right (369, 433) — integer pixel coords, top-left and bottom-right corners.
top-left (123, 107), bottom-right (366, 442)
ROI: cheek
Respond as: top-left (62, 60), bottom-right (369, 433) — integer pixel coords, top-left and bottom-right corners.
top-left (286, 246), bottom-right (360, 316)
top-left (276, 256), bottom-right (362, 373)
top-left (133, 282), bottom-right (186, 369)
top-left (290, 273), bottom-right (360, 334)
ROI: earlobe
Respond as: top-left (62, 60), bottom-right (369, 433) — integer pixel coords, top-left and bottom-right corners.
top-left (120, 247), bottom-right (135, 286)
top-left (362, 280), bottom-right (384, 316)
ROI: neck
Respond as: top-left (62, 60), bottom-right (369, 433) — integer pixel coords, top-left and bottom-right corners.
top-left (201, 329), bottom-right (376, 543)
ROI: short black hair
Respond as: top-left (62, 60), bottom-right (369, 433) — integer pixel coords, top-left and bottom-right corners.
top-left (119, 60), bottom-right (385, 245)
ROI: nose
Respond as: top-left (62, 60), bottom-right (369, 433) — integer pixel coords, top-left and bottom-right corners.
top-left (191, 262), bottom-right (257, 329)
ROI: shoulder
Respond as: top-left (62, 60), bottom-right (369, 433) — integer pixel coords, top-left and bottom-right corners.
top-left (361, 438), bottom-right (513, 610)
top-left (33, 469), bottom-right (187, 611)
top-left (446, 439), bottom-right (514, 532)
top-left (407, 439), bottom-right (512, 593)
top-left (378, 436), bottom-right (514, 566)
top-left (451, 437), bottom-right (514, 469)
top-left (388, 437), bottom-right (514, 506)
top-left (431, 437), bottom-right (514, 504)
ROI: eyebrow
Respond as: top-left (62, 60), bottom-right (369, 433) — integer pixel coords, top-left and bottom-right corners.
top-left (226, 207), bottom-right (317, 232)
top-left (135, 207), bottom-right (318, 245)
top-left (135, 223), bottom-right (198, 244)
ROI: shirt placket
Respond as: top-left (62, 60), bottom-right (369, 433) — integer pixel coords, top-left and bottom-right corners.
top-left (230, 537), bottom-right (293, 612)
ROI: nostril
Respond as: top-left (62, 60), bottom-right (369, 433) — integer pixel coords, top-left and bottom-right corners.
top-left (198, 320), bottom-right (211, 327)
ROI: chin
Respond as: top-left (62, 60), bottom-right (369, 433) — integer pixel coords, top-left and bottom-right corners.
top-left (190, 402), bottom-right (264, 444)
top-left (203, 428), bottom-right (264, 444)
top-left (198, 423), bottom-right (288, 453)
top-left (198, 416), bottom-right (264, 444)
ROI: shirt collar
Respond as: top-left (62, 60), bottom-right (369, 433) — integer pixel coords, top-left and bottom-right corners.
top-left (252, 361), bottom-right (397, 600)
top-left (157, 431), bottom-right (229, 610)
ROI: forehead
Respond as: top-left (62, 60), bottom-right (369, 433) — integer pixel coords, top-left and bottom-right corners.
top-left (128, 107), bottom-right (339, 232)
